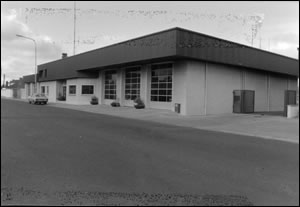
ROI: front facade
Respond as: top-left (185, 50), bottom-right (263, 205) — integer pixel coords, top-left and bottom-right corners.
top-left (23, 74), bottom-right (36, 98)
top-left (29, 28), bottom-right (298, 115)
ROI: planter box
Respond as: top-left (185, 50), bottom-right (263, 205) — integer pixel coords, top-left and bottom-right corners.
top-left (90, 101), bottom-right (98, 105)
top-left (111, 102), bottom-right (120, 107)
top-left (134, 104), bottom-right (145, 109)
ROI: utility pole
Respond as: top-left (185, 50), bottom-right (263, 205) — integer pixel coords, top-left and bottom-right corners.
top-left (73, 1), bottom-right (76, 55)
top-left (3, 74), bottom-right (5, 88)
top-left (251, 25), bottom-right (254, 47)
top-left (16, 34), bottom-right (38, 93)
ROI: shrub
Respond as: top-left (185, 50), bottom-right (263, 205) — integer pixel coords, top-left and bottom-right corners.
top-left (134, 97), bottom-right (145, 109)
top-left (111, 98), bottom-right (120, 107)
top-left (111, 102), bottom-right (120, 107)
top-left (90, 96), bottom-right (98, 105)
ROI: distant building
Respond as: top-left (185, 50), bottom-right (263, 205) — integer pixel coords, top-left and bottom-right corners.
top-left (23, 27), bottom-right (298, 115)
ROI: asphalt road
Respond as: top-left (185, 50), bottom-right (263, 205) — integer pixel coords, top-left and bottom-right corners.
top-left (1, 99), bottom-right (299, 206)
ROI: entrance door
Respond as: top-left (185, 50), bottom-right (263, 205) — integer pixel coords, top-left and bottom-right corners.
top-left (63, 86), bottom-right (66, 98)
top-left (233, 90), bottom-right (255, 113)
top-left (243, 90), bottom-right (255, 113)
top-left (233, 90), bottom-right (242, 113)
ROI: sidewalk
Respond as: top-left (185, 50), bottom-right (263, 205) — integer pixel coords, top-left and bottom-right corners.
top-left (46, 101), bottom-right (299, 144)
top-left (2, 97), bottom-right (298, 143)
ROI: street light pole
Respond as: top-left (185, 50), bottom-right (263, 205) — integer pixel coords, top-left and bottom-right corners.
top-left (16, 34), bottom-right (38, 93)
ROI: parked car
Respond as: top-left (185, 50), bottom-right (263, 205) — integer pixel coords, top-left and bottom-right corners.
top-left (28, 93), bottom-right (48, 105)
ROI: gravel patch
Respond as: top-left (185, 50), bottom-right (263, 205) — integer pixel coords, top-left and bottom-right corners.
top-left (1, 187), bottom-right (253, 206)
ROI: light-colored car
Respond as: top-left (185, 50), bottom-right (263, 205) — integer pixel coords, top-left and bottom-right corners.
top-left (28, 93), bottom-right (48, 105)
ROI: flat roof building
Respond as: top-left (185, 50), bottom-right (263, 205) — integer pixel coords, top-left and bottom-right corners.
top-left (26, 27), bottom-right (298, 115)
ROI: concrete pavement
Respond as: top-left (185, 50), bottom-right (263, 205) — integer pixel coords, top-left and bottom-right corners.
top-left (1, 98), bottom-right (299, 205)
top-left (44, 101), bottom-right (299, 144)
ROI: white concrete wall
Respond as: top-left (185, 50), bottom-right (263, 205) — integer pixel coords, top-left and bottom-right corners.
top-left (141, 64), bottom-right (151, 108)
top-left (206, 63), bottom-right (242, 115)
top-left (185, 61), bottom-right (206, 115)
top-left (25, 84), bottom-right (30, 98)
top-left (39, 81), bottom-right (57, 103)
top-left (20, 88), bottom-right (26, 99)
top-left (117, 69), bottom-right (123, 104)
top-left (182, 60), bottom-right (297, 115)
top-left (269, 74), bottom-right (289, 111)
top-left (1, 88), bottom-right (13, 98)
top-left (172, 61), bottom-right (187, 115)
top-left (24, 83), bottom-right (35, 98)
top-left (244, 70), bottom-right (269, 112)
top-left (66, 78), bottom-right (100, 105)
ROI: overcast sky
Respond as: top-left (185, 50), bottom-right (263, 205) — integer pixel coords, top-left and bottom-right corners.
top-left (1, 1), bottom-right (299, 81)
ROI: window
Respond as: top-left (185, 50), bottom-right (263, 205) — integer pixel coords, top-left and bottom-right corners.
top-left (125, 67), bottom-right (141, 100)
top-left (151, 63), bottom-right (172, 102)
top-left (38, 70), bottom-right (43, 78)
top-left (44, 69), bottom-right (47, 78)
top-left (41, 86), bottom-right (45, 94)
top-left (81, 85), bottom-right (94, 95)
top-left (69, 85), bottom-right (76, 95)
top-left (46, 86), bottom-right (49, 95)
top-left (104, 70), bottom-right (117, 99)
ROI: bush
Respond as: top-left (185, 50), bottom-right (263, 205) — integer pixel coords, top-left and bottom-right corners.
top-left (134, 97), bottom-right (145, 109)
top-left (111, 98), bottom-right (120, 107)
top-left (90, 96), bottom-right (98, 105)
top-left (111, 102), bottom-right (120, 107)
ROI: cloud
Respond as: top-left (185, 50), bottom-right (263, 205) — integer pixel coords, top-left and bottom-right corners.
top-left (269, 33), bottom-right (299, 58)
top-left (1, 9), bottom-right (62, 81)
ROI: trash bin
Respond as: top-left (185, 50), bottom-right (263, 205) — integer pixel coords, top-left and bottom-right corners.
top-left (175, 103), bottom-right (181, 114)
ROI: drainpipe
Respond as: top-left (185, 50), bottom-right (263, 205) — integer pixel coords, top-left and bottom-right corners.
top-left (204, 63), bottom-right (208, 116)
top-left (267, 73), bottom-right (271, 112)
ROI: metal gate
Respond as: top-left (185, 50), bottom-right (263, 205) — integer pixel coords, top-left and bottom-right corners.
top-left (284, 90), bottom-right (297, 116)
top-left (233, 90), bottom-right (255, 113)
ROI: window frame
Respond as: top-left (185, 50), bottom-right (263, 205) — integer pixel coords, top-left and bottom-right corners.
top-left (41, 86), bottom-right (45, 94)
top-left (69, 85), bottom-right (77, 95)
top-left (124, 66), bottom-right (141, 101)
top-left (150, 62), bottom-right (173, 103)
top-left (81, 85), bottom-right (94, 95)
top-left (104, 70), bottom-right (117, 100)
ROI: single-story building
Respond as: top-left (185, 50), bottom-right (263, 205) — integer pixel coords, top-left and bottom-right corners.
top-left (23, 74), bottom-right (36, 98)
top-left (26, 27), bottom-right (298, 115)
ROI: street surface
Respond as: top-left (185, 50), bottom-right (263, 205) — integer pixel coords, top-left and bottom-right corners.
top-left (1, 99), bottom-right (299, 205)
